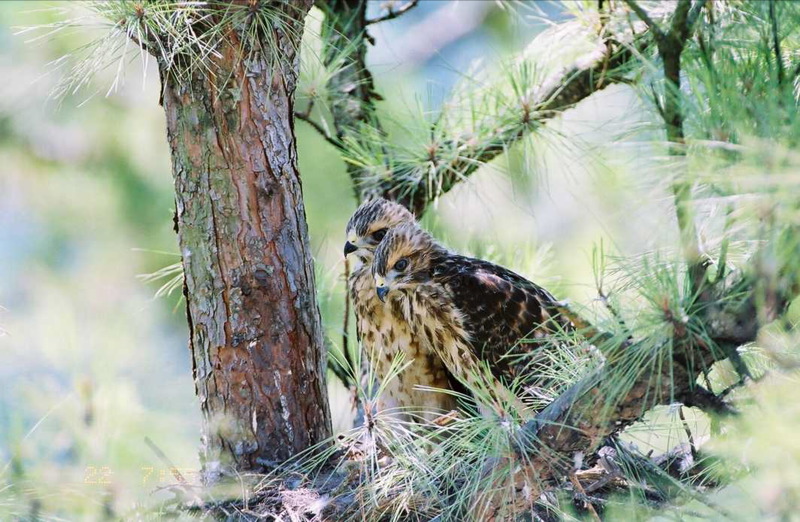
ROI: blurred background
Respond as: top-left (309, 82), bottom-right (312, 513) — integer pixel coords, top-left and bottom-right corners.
top-left (0, 2), bottom-right (705, 519)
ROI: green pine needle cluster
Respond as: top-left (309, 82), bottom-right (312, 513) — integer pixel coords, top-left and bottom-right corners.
top-left (19, 1), bottom-right (307, 101)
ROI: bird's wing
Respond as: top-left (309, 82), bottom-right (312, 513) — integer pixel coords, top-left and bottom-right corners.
top-left (433, 255), bottom-right (572, 384)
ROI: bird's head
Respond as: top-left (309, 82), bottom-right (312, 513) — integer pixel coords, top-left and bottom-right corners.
top-left (344, 198), bottom-right (415, 263)
top-left (372, 222), bottom-right (444, 302)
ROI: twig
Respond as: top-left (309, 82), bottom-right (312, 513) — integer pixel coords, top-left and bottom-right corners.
top-left (431, 409), bottom-right (460, 426)
top-left (584, 453), bottom-right (624, 493)
top-left (716, 231), bottom-right (730, 283)
top-left (294, 111), bottom-right (344, 151)
top-left (327, 338), bottom-right (353, 390)
top-left (632, 0), bottom-right (707, 296)
top-left (701, 370), bottom-right (714, 393)
top-left (365, 0), bottom-right (420, 25)
top-left (592, 242), bottom-right (631, 340)
top-left (342, 257), bottom-right (355, 378)
top-left (718, 373), bottom-right (766, 399)
top-left (678, 406), bottom-right (698, 461)
top-left (144, 436), bottom-right (204, 505)
top-left (671, 0), bottom-right (703, 42)
top-left (582, 469), bottom-right (621, 493)
top-left (624, 0), bottom-right (665, 42)
top-left (682, 385), bottom-right (737, 416)
top-left (569, 472), bottom-right (602, 522)
top-left (595, 37), bottom-right (613, 89)
top-left (768, 0), bottom-right (785, 85)
top-left (144, 436), bottom-right (188, 485)
top-left (722, 342), bottom-right (753, 382)
top-left (649, 82), bottom-right (666, 120)
top-left (686, 0), bottom-right (705, 35)
top-left (596, 282), bottom-right (632, 341)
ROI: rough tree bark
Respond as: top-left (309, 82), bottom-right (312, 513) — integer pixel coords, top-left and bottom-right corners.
top-left (158, 1), bottom-right (331, 481)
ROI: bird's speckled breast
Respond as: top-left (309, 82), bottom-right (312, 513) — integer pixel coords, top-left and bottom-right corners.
top-left (349, 263), bottom-right (457, 421)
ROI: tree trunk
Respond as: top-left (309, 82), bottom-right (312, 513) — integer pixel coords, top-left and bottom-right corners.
top-left (159, 2), bottom-right (331, 482)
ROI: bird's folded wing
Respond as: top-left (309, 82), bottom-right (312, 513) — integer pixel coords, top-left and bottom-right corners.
top-left (434, 256), bottom-right (570, 383)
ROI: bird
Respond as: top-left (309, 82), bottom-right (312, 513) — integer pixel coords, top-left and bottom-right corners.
top-left (344, 198), bottom-right (462, 422)
top-left (372, 222), bottom-right (580, 417)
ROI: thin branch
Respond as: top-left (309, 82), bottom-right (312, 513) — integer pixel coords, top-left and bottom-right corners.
top-left (719, 376), bottom-right (757, 399)
top-left (144, 435), bottom-right (203, 504)
top-left (341, 257), bottom-right (356, 378)
top-left (649, 82), bottom-right (666, 120)
top-left (365, 0), bottom-right (419, 25)
top-left (295, 111), bottom-right (344, 151)
top-left (318, 0), bottom-right (385, 201)
top-left (625, 0), bottom-right (665, 42)
top-left (641, 0), bottom-right (707, 296)
top-left (569, 472), bottom-right (602, 522)
top-left (327, 337), bottom-right (354, 391)
top-left (678, 406), bottom-right (698, 461)
top-left (597, 289), bottom-right (632, 341)
top-left (721, 342), bottom-right (753, 382)
top-left (682, 385), bottom-right (737, 417)
top-left (686, 0), bottom-right (705, 34)
top-left (670, 0), bottom-right (694, 42)
top-left (144, 436), bottom-right (188, 485)
top-left (394, 39), bottom-right (640, 214)
top-left (768, 0), bottom-right (785, 85)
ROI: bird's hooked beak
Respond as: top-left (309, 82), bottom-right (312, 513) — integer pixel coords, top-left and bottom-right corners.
top-left (375, 276), bottom-right (389, 302)
top-left (344, 241), bottom-right (357, 257)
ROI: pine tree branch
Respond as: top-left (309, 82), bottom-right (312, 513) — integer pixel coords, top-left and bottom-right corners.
top-left (514, 270), bottom-right (770, 495)
top-left (669, 0), bottom-right (695, 43)
top-left (511, 223), bottom-right (800, 497)
top-left (686, 0), bottom-right (706, 36)
top-left (629, 0), bottom-right (708, 295)
top-left (317, 0), bottom-right (385, 203)
top-left (662, 0), bottom-right (707, 297)
top-left (295, 111), bottom-right (344, 151)
top-left (320, 4), bottom-right (641, 216)
top-left (391, 38), bottom-right (640, 215)
top-left (682, 385), bottom-right (737, 416)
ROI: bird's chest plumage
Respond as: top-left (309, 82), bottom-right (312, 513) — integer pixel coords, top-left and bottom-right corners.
top-left (348, 266), bottom-right (456, 419)
top-left (408, 289), bottom-right (474, 377)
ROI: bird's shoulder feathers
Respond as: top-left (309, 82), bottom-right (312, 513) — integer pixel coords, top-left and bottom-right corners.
top-left (429, 254), bottom-right (567, 379)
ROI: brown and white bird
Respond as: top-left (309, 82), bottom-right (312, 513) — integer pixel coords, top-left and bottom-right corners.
top-left (372, 222), bottom-right (576, 416)
top-left (344, 199), bottom-right (462, 422)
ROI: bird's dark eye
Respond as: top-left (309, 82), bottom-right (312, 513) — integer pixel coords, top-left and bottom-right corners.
top-left (394, 258), bottom-right (409, 271)
top-left (371, 228), bottom-right (388, 241)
